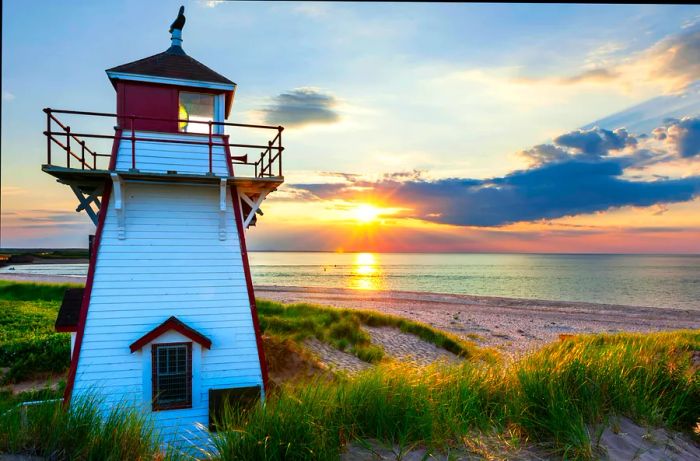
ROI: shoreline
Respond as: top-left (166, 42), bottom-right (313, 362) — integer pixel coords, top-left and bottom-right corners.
top-left (1, 273), bottom-right (697, 354)
top-left (255, 285), bottom-right (700, 355)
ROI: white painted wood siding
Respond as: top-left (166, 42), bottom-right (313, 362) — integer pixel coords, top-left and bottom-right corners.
top-left (72, 181), bottom-right (262, 443)
top-left (115, 131), bottom-right (229, 176)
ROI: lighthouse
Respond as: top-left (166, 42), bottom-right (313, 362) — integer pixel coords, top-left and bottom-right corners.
top-left (45, 7), bottom-right (283, 441)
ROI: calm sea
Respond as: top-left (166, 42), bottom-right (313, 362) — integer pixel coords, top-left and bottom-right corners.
top-left (1, 253), bottom-right (698, 310)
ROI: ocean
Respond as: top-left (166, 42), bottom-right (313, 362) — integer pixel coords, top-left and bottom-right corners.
top-left (1, 253), bottom-right (698, 310)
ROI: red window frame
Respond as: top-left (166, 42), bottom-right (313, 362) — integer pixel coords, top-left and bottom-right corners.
top-left (151, 342), bottom-right (192, 411)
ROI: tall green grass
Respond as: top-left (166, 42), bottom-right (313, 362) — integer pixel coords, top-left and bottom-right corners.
top-left (0, 395), bottom-right (165, 460)
top-left (210, 330), bottom-right (700, 460)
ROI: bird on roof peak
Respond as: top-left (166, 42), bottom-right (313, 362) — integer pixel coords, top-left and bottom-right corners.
top-left (169, 6), bottom-right (186, 33)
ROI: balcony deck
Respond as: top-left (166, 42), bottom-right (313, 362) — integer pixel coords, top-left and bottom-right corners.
top-left (42, 164), bottom-right (284, 196)
top-left (42, 108), bottom-right (285, 197)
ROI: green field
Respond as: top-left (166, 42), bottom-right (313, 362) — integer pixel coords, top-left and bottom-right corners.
top-left (0, 281), bottom-right (698, 460)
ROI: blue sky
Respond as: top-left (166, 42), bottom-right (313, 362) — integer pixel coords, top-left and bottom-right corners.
top-left (2, 2), bottom-right (700, 252)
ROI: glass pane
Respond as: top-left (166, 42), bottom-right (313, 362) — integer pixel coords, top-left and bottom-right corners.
top-left (179, 92), bottom-right (215, 134)
top-left (154, 344), bottom-right (190, 407)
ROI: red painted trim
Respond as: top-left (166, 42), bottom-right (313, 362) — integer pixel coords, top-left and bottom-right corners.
top-left (130, 316), bottom-right (212, 352)
top-left (56, 326), bottom-right (77, 333)
top-left (63, 180), bottom-right (111, 406)
top-left (63, 131), bottom-right (122, 406)
top-left (107, 129), bottom-right (122, 170)
top-left (224, 139), bottom-right (270, 394)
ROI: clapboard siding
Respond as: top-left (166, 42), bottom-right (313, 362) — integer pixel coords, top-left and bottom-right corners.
top-left (115, 132), bottom-right (229, 176)
top-left (72, 181), bottom-right (263, 441)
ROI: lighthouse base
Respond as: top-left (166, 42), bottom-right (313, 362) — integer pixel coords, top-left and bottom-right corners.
top-left (65, 179), bottom-right (267, 445)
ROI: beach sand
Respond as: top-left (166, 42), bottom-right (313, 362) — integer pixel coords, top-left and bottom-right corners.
top-left (1, 274), bottom-right (697, 355)
top-left (255, 285), bottom-right (699, 356)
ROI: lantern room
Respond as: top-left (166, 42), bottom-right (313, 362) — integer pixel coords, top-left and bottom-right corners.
top-left (105, 30), bottom-right (236, 135)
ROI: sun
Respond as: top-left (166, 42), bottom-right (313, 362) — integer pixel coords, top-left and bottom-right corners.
top-left (352, 204), bottom-right (383, 223)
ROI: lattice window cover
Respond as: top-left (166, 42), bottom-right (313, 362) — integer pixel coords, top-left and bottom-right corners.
top-left (152, 342), bottom-right (192, 411)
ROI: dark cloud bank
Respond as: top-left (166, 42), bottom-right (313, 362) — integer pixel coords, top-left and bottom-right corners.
top-left (291, 117), bottom-right (700, 227)
top-left (262, 88), bottom-right (339, 127)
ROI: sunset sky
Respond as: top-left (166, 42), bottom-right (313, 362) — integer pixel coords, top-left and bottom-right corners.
top-left (2, 1), bottom-right (700, 253)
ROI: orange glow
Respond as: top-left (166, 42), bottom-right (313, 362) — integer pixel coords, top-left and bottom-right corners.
top-left (352, 204), bottom-right (383, 223)
top-left (351, 252), bottom-right (381, 290)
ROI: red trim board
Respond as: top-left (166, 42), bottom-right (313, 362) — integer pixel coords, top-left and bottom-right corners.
top-left (224, 138), bottom-right (270, 393)
top-left (63, 131), bottom-right (122, 405)
top-left (62, 180), bottom-right (112, 406)
top-left (130, 316), bottom-right (212, 352)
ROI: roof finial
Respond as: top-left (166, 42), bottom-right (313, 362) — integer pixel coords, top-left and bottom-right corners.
top-left (169, 6), bottom-right (186, 48)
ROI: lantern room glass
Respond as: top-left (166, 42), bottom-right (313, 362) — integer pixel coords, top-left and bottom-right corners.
top-left (179, 92), bottom-right (215, 134)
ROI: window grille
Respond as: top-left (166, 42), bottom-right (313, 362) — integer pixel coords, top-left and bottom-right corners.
top-left (152, 342), bottom-right (192, 410)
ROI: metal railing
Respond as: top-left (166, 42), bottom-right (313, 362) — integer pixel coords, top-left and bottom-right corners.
top-left (43, 108), bottom-right (284, 178)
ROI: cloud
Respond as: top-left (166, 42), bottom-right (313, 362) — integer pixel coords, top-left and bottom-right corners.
top-left (521, 25), bottom-right (700, 94)
top-left (553, 127), bottom-right (636, 157)
top-left (559, 68), bottom-right (619, 85)
top-left (291, 118), bottom-right (700, 227)
top-left (655, 117), bottom-right (700, 158)
top-left (260, 88), bottom-right (340, 127)
top-left (645, 27), bottom-right (700, 92)
top-left (519, 144), bottom-right (571, 167)
top-left (2, 91), bottom-right (15, 101)
top-left (519, 127), bottom-right (637, 166)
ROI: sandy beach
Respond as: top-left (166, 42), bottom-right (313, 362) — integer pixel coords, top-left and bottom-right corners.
top-left (256, 285), bottom-right (700, 355)
top-left (3, 273), bottom-right (697, 355)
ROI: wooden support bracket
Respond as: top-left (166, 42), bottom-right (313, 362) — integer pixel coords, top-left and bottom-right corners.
top-left (70, 186), bottom-right (100, 226)
top-left (239, 191), bottom-right (268, 229)
top-left (110, 173), bottom-right (126, 240)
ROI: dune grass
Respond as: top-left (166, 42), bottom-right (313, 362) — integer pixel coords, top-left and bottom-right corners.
top-left (211, 330), bottom-right (700, 460)
top-left (0, 281), bottom-right (697, 459)
top-left (256, 299), bottom-right (492, 364)
top-left (0, 395), bottom-right (165, 460)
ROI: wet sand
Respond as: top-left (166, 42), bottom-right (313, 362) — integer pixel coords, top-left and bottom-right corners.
top-left (1, 274), bottom-right (697, 355)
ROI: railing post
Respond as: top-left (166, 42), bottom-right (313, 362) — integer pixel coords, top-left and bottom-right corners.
top-left (81, 141), bottom-right (86, 170)
top-left (130, 115), bottom-right (136, 170)
top-left (66, 126), bottom-right (71, 168)
top-left (94, 151), bottom-right (97, 170)
top-left (208, 121), bottom-right (213, 175)
top-left (268, 141), bottom-right (273, 177)
top-left (45, 109), bottom-right (51, 165)
top-left (278, 127), bottom-right (283, 177)
top-left (259, 152), bottom-right (264, 178)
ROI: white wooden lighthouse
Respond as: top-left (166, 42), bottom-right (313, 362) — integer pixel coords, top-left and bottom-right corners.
top-left (45, 7), bottom-right (283, 442)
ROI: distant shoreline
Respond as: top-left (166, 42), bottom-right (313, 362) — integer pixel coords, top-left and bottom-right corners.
top-left (1, 273), bottom-right (696, 355)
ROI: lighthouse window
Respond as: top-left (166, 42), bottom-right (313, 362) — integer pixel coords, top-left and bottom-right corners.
top-left (179, 92), bottom-right (215, 134)
top-left (152, 342), bottom-right (192, 410)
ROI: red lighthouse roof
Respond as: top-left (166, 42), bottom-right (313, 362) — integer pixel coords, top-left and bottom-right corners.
top-left (106, 45), bottom-right (235, 88)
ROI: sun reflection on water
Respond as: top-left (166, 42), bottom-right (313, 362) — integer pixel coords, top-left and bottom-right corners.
top-left (351, 253), bottom-right (382, 290)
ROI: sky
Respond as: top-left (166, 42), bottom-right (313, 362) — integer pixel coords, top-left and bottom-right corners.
top-left (2, 1), bottom-right (700, 253)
